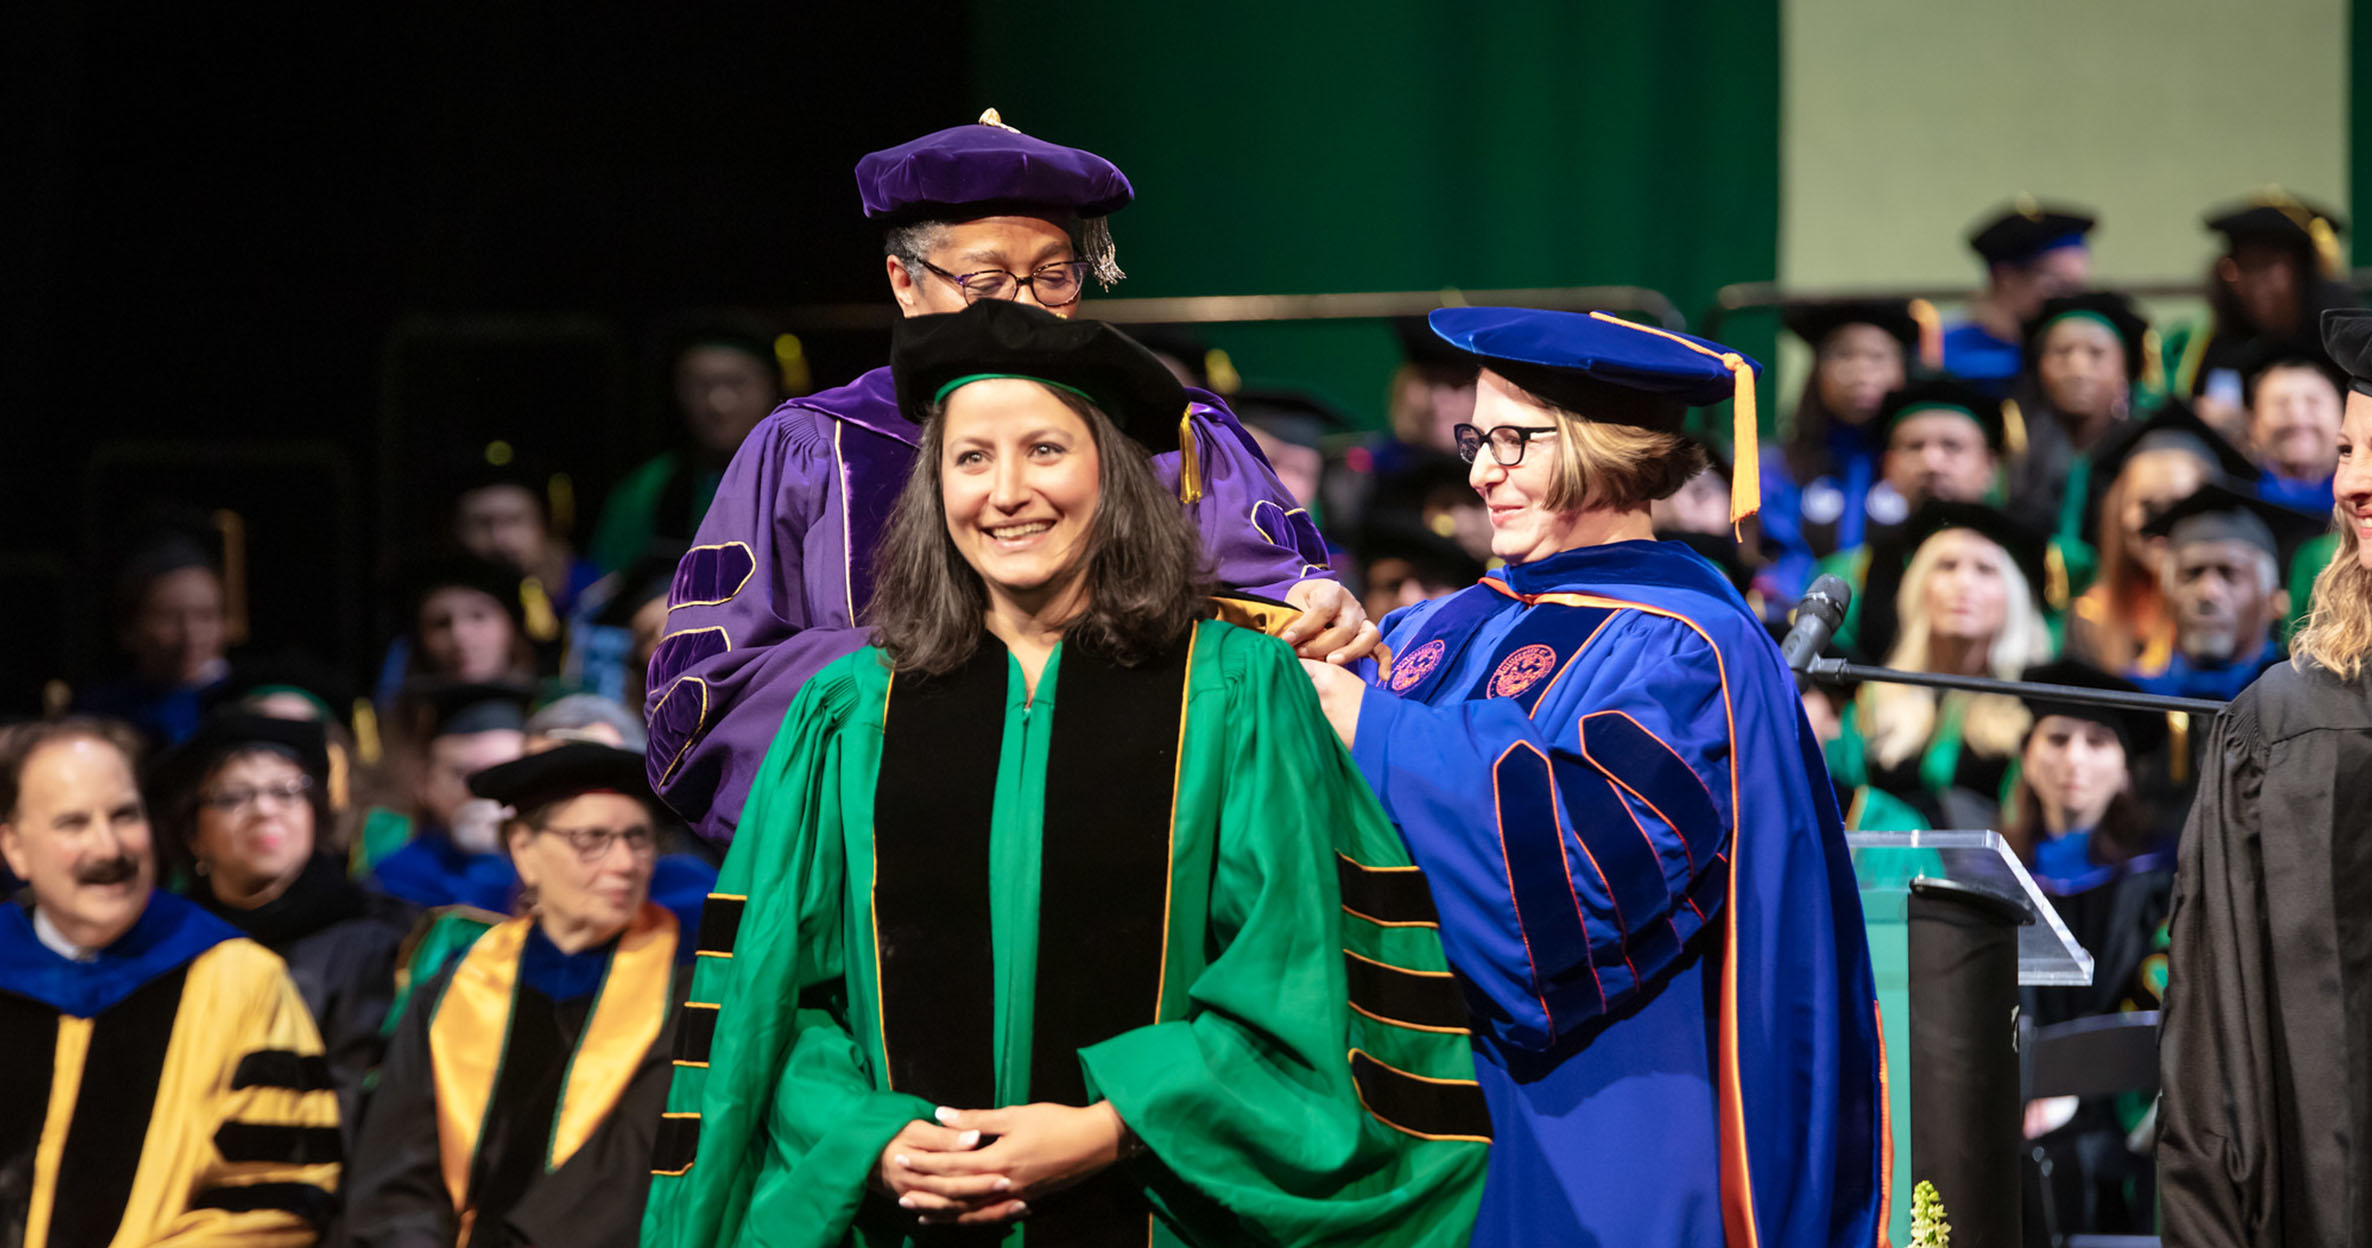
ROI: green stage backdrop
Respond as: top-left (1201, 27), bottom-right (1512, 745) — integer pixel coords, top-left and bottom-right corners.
top-left (970, 0), bottom-right (1781, 429)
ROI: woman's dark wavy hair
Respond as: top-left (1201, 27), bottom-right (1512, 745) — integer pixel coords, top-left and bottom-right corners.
top-left (866, 384), bottom-right (1212, 675)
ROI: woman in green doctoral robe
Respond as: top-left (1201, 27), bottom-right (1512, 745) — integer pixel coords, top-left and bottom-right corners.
top-left (641, 298), bottom-right (1490, 1247)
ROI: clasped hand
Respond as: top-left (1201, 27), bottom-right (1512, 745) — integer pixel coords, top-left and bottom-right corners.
top-left (874, 1101), bottom-right (1128, 1227)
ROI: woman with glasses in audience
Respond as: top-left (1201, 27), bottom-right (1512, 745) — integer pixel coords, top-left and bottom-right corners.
top-left (345, 743), bottom-right (690, 1248)
top-left (157, 709), bottom-right (416, 1148)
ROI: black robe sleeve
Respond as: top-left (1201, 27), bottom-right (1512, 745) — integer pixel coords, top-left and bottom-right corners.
top-left (500, 1012), bottom-right (678, 1248)
top-left (2158, 694), bottom-right (2275, 1247)
top-left (343, 961), bottom-right (461, 1248)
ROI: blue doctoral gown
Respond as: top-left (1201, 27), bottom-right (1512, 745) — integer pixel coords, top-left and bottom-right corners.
top-left (1353, 539), bottom-right (1885, 1248)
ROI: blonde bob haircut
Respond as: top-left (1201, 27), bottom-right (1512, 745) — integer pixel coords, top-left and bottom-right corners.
top-left (1500, 375), bottom-right (1710, 514)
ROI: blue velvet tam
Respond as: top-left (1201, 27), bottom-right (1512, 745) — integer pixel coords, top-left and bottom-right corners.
top-left (855, 108), bottom-right (1133, 223)
top-left (1427, 306), bottom-right (1764, 522)
top-left (1966, 199), bottom-right (2097, 264)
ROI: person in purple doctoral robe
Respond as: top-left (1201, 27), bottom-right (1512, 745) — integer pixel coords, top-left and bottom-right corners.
top-left (646, 109), bottom-right (1367, 844)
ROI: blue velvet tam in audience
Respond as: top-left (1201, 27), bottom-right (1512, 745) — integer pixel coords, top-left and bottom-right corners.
top-left (1428, 305), bottom-right (1764, 522)
top-left (1966, 199), bottom-right (2096, 264)
top-left (855, 108), bottom-right (1134, 222)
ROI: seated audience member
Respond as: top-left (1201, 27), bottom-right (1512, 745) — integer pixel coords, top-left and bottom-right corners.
top-left (2068, 405), bottom-right (2259, 672)
top-left (357, 683), bottom-right (531, 904)
top-left (1356, 512), bottom-right (1484, 620)
top-left (2130, 482), bottom-right (2320, 699)
top-left (588, 315), bottom-right (791, 574)
top-left (1762, 298), bottom-right (1922, 591)
top-left (74, 533), bottom-right (231, 749)
top-left (450, 458), bottom-right (601, 622)
top-left (1942, 199), bottom-right (2097, 393)
top-left (2244, 351), bottom-right (2346, 513)
top-left (2005, 662), bottom-right (2178, 1239)
top-left (1655, 446), bottom-right (1741, 537)
top-left (1829, 503), bottom-right (2056, 829)
top-left (207, 653), bottom-right (379, 853)
top-left (155, 710), bottom-right (414, 1147)
top-left (2166, 189), bottom-right (2356, 437)
top-left (0, 719), bottom-right (339, 1242)
top-left (376, 554), bottom-right (541, 715)
top-left (346, 744), bottom-right (696, 1248)
top-left (523, 691), bottom-right (647, 753)
top-left (2008, 292), bottom-right (2150, 527)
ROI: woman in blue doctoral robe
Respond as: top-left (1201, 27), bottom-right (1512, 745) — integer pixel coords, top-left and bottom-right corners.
top-left (1304, 307), bottom-right (1886, 1248)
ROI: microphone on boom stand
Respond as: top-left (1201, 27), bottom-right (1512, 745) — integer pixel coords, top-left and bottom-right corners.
top-left (1779, 573), bottom-right (1853, 673)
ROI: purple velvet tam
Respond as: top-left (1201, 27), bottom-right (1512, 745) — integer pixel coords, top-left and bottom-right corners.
top-left (855, 113), bottom-right (1134, 222)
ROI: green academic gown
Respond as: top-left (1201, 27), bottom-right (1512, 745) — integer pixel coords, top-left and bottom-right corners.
top-left (642, 618), bottom-right (1489, 1248)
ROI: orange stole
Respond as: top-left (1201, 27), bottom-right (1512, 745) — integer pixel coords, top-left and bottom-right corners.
top-left (428, 904), bottom-right (678, 1240)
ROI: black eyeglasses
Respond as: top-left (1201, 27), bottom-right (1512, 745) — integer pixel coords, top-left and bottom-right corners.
top-left (539, 823), bottom-right (658, 863)
top-left (915, 258), bottom-right (1089, 308)
top-left (1453, 423), bottom-right (1561, 467)
top-left (199, 776), bottom-right (313, 813)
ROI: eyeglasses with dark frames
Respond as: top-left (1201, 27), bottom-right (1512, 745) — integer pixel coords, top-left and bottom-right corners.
top-left (914, 258), bottom-right (1091, 308)
top-left (1453, 422), bottom-right (1562, 467)
top-left (539, 823), bottom-right (659, 863)
top-left (199, 775), bottom-right (314, 813)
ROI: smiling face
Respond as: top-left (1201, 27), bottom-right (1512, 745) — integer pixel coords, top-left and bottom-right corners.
top-left (1918, 528), bottom-right (2014, 645)
top-left (2022, 715), bottom-right (2127, 831)
top-left (939, 379), bottom-right (1104, 617)
top-left (2, 736), bottom-right (154, 950)
top-left (2335, 392), bottom-right (2372, 569)
top-left (1466, 370), bottom-right (1590, 564)
top-left (2250, 364), bottom-right (2344, 482)
top-left (890, 216), bottom-right (1081, 319)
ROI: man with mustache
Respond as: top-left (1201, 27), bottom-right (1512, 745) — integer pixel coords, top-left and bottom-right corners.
top-left (646, 110), bottom-right (1366, 846)
top-left (0, 718), bottom-right (340, 1245)
top-left (2131, 482), bottom-right (2321, 700)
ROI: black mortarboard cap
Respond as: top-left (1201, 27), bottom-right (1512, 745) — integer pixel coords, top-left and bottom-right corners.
top-left (2320, 308), bottom-right (2372, 396)
top-left (2086, 401), bottom-right (2259, 496)
top-left (1356, 513), bottom-right (1485, 589)
top-left (1781, 299), bottom-right (1922, 353)
top-left (203, 653), bottom-right (356, 727)
top-left (1857, 501), bottom-right (2053, 661)
top-left (154, 710), bottom-right (332, 796)
top-left (1876, 379), bottom-right (2008, 450)
top-left (401, 552), bottom-right (530, 632)
top-left (1392, 315), bottom-right (1479, 374)
top-left (2016, 660), bottom-right (2168, 757)
top-left (418, 681), bottom-right (533, 740)
top-left (1229, 387), bottom-right (1356, 451)
top-left (2023, 292), bottom-right (2152, 382)
top-left (891, 299), bottom-right (1186, 451)
top-left (2140, 480), bottom-right (2326, 560)
top-left (2204, 190), bottom-right (2346, 262)
top-left (467, 741), bottom-right (655, 812)
top-left (1967, 200), bottom-right (2097, 265)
